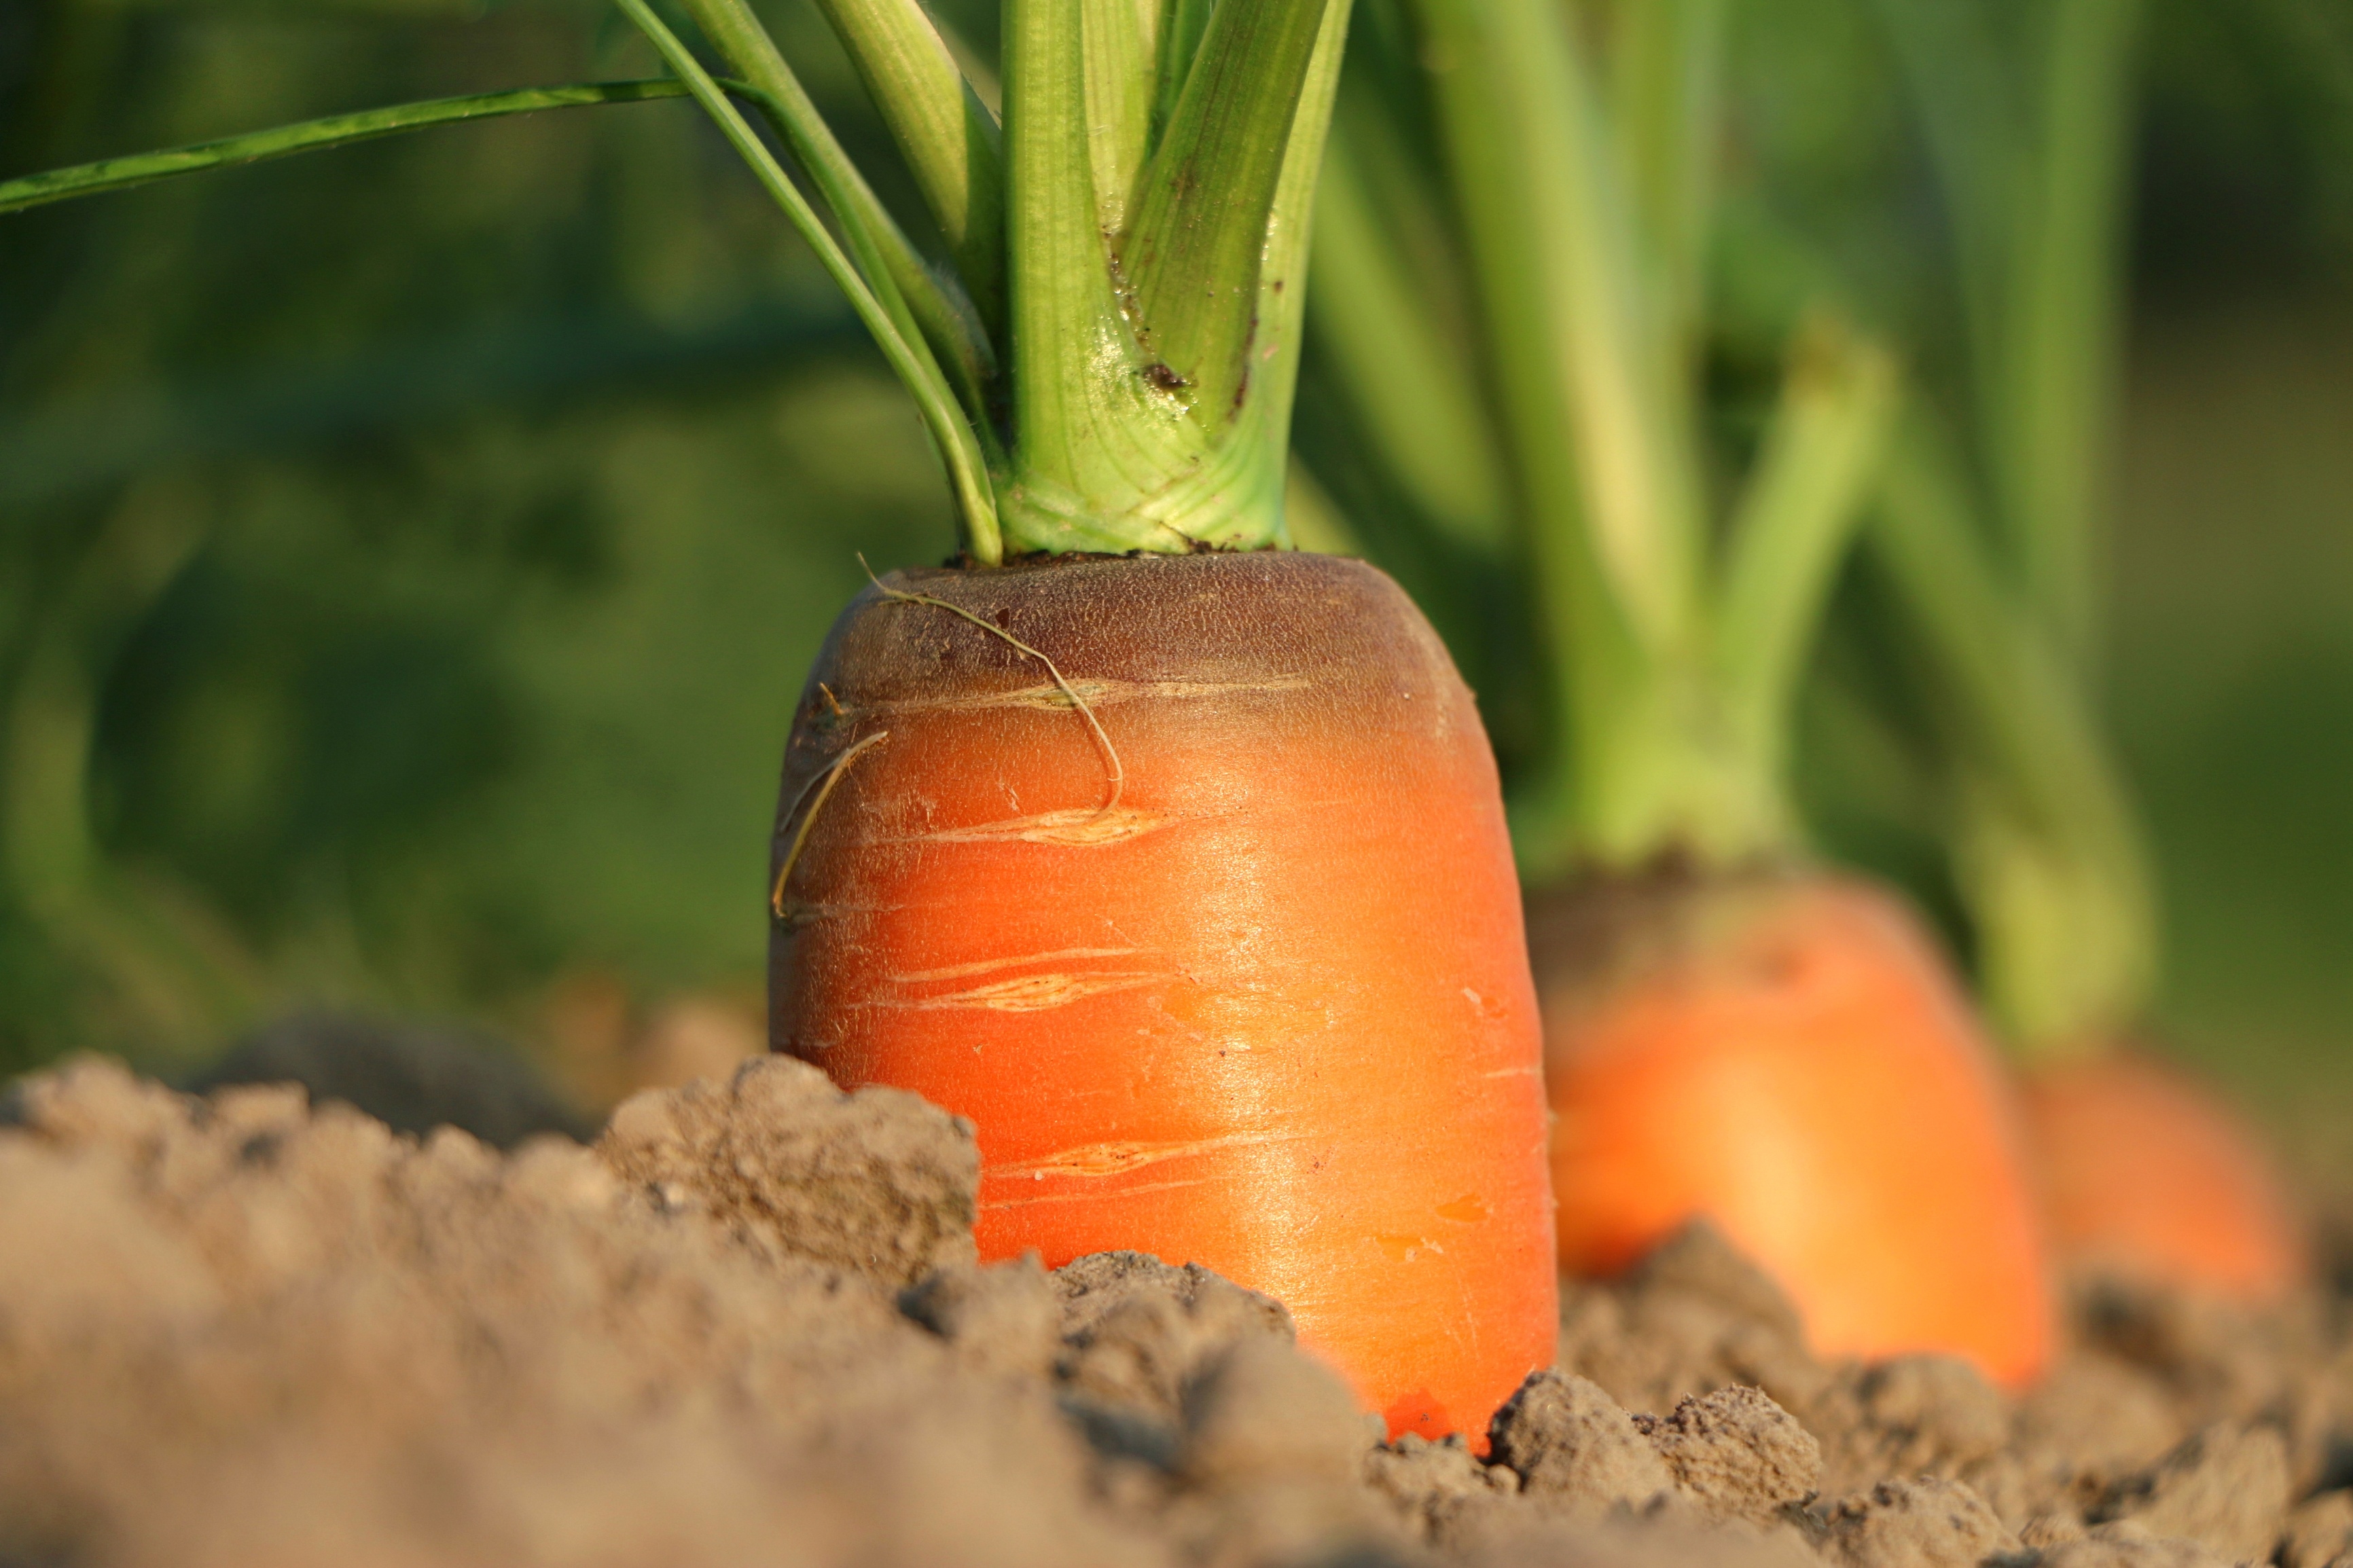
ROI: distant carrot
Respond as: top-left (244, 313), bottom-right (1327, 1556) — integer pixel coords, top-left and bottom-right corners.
top-left (1846, 1), bottom-right (2307, 1309)
top-left (2020, 1051), bottom-right (2305, 1303)
top-left (774, 553), bottom-right (1556, 1440)
top-left (1534, 873), bottom-right (2054, 1385)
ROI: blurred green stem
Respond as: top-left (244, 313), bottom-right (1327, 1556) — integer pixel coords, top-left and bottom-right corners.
top-left (1309, 99), bottom-right (1509, 553)
top-left (1871, 412), bottom-right (2157, 1053)
top-left (1995, 0), bottom-right (2142, 663)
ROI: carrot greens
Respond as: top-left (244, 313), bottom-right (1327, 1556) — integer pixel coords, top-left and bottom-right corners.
top-left (4, 0), bottom-right (1357, 569)
top-left (1311, 0), bottom-right (1897, 879)
top-left (1854, 0), bottom-right (2156, 1055)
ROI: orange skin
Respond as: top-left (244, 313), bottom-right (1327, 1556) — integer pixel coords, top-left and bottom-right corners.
top-left (2021, 1051), bottom-right (2306, 1304)
top-left (771, 553), bottom-right (1557, 1444)
top-left (1534, 875), bottom-right (2056, 1388)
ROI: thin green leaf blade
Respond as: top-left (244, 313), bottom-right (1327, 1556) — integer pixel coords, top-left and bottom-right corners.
top-left (0, 81), bottom-right (687, 217)
top-left (615, 0), bottom-right (1001, 561)
top-left (799, 0), bottom-right (1009, 335)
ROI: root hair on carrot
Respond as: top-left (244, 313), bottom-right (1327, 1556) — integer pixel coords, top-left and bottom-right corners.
top-left (772, 729), bottom-right (891, 919)
top-left (859, 555), bottom-right (1124, 814)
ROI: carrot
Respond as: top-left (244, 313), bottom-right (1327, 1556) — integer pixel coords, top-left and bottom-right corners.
top-left (2020, 1051), bottom-right (2305, 1303)
top-left (772, 552), bottom-right (1556, 1440)
top-left (1844, 5), bottom-right (2307, 1307)
top-left (1304, 0), bottom-right (2060, 1383)
top-left (1532, 873), bottom-right (2054, 1385)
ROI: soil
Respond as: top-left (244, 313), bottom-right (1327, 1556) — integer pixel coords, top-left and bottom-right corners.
top-left (1, 1053), bottom-right (2348, 1568)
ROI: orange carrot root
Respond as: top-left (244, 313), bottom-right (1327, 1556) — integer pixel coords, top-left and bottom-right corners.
top-left (2022, 1050), bottom-right (2307, 1305)
top-left (770, 552), bottom-right (1558, 1442)
top-left (1530, 871), bottom-right (2056, 1388)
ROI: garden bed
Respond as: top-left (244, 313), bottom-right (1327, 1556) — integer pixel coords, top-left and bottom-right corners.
top-left (0, 1053), bottom-right (2345, 1568)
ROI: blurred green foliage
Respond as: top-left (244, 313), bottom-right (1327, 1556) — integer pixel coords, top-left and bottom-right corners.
top-left (0, 0), bottom-right (969, 1070)
top-left (3, 0), bottom-right (2352, 1124)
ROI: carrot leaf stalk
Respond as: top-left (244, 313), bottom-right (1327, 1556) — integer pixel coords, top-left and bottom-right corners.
top-left (790, 0), bottom-right (1008, 338)
top-left (1858, 0), bottom-right (2155, 1057)
top-left (651, 0), bottom-right (1350, 560)
top-left (1868, 415), bottom-right (2156, 1057)
top-left (10, 0), bottom-right (1354, 568)
top-left (616, 0), bottom-right (1003, 564)
top-left (1382, 0), bottom-right (1894, 879)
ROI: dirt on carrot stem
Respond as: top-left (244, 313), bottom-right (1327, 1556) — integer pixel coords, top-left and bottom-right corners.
top-left (768, 550), bottom-right (1557, 1442)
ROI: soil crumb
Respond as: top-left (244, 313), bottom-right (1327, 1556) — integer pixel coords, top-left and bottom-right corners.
top-left (1, 1055), bottom-right (2348, 1568)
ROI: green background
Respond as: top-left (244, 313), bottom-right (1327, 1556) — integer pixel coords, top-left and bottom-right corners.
top-left (3, 0), bottom-right (2349, 1154)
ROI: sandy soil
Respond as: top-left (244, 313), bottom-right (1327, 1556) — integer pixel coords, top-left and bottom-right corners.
top-left (0, 1053), bottom-right (2346, 1568)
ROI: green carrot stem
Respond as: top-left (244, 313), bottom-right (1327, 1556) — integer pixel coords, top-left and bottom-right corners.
top-left (1124, 0), bottom-right (1333, 420)
top-left (677, 0), bottom-right (1000, 445)
top-left (1992, 0), bottom-right (2142, 663)
top-left (1309, 94), bottom-right (1509, 554)
top-left (1871, 412), bottom-right (2156, 1052)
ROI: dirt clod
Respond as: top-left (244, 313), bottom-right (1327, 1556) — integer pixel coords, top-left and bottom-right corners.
top-left (1488, 1369), bottom-right (1674, 1517)
top-left (1638, 1383), bottom-right (1822, 1524)
top-left (597, 1052), bottom-right (977, 1288)
top-left (1815, 1476), bottom-right (2022, 1568)
top-left (2033, 1520), bottom-right (2232, 1568)
top-left (1181, 1336), bottom-right (1371, 1486)
top-left (2093, 1423), bottom-right (2291, 1562)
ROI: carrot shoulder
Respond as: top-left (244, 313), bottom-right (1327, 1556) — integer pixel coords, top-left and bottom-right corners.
top-left (772, 551), bottom-right (1557, 1442)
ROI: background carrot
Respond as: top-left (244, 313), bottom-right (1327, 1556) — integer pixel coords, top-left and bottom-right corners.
top-left (2022, 1052), bottom-right (2305, 1302)
top-left (775, 553), bottom-right (1555, 1440)
top-left (1535, 874), bottom-right (2052, 1385)
top-left (1301, 0), bottom-right (2058, 1383)
top-left (1824, 0), bottom-right (2310, 1303)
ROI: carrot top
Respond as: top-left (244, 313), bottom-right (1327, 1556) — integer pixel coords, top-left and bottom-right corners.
top-left (1, 0), bottom-right (1355, 568)
top-left (1310, 0), bottom-right (1898, 883)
